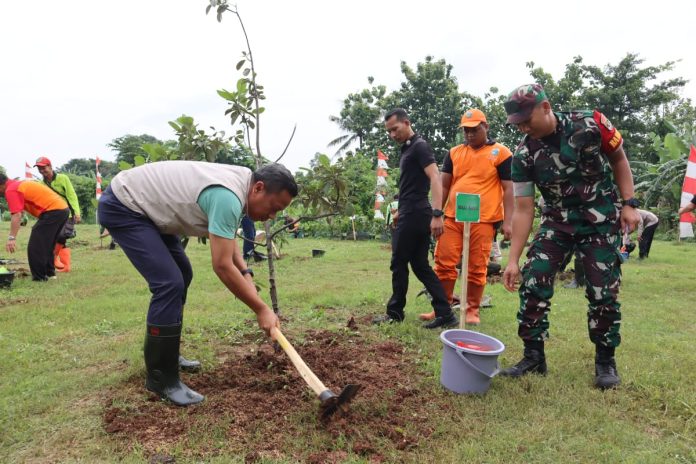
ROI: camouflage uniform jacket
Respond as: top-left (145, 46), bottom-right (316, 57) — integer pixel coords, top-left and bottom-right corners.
top-left (512, 110), bottom-right (622, 235)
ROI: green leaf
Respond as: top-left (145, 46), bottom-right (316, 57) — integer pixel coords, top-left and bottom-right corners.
top-left (236, 78), bottom-right (247, 93)
top-left (205, 4), bottom-right (212, 14)
top-left (243, 68), bottom-right (250, 77)
top-left (177, 115), bottom-right (194, 127)
top-left (168, 121), bottom-right (181, 131)
top-left (663, 133), bottom-right (688, 159)
top-left (256, 107), bottom-right (265, 114)
top-left (217, 89), bottom-right (236, 101)
top-left (134, 155), bottom-right (146, 167)
top-left (318, 154), bottom-right (331, 167)
top-left (236, 59), bottom-right (245, 70)
top-left (118, 161), bottom-right (132, 171)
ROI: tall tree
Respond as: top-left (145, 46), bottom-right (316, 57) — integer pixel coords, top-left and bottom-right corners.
top-left (387, 56), bottom-right (477, 164)
top-left (61, 158), bottom-right (118, 179)
top-left (107, 134), bottom-right (162, 165)
top-left (328, 77), bottom-right (388, 157)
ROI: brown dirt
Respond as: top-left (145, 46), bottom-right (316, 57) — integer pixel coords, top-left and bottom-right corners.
top-left (103, 322), bottom-right (449, 462)
top-left (4, 266), bottom-right (30, 278)
top-left (0, 297), bottom-right (29, 308)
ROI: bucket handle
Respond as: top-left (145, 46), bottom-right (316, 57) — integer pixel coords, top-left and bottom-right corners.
top-left (456, 349), bottom-right (500, 379)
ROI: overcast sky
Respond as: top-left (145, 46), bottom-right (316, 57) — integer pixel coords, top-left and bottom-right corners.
top-left (1, 0), bottom-right (695, 179)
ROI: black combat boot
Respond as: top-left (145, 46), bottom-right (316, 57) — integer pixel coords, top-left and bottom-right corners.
top-left (144, 323), bottom-right (204, 406)
top-left (500, 340), bottom-right (547, 377)
top-left (594, 345), bottom-right (620, 390)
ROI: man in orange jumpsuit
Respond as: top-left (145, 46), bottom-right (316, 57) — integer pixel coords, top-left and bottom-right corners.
top-left (421, 109), bottom-right (514, 325)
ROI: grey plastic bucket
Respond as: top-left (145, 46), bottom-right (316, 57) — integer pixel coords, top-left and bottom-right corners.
top-left (439, 329), bottom-right (505, 394)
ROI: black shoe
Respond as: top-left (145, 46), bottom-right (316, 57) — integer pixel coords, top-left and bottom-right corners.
top-left (145, 323), bottom-right (204, 406)
top-left (594, 346), bottom-right (620, 390)
top-left (372, 314), bottom-right (403, 325)
top-left (423, 312), bottom-right (458, 330)
top-left (252, 251), bottom-right (267, 262)
top-left (500, 344), bottom-right (547, 377)
top-left (178, 355), bottom-right (201, 373)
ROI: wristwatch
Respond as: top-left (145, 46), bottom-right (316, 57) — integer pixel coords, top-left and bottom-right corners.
top-left (241, 268), bottom-right (254, 278)
top-left (621, 198), bottom-right (640, 208)
top-left (432, 209), bottom-right (444, 218)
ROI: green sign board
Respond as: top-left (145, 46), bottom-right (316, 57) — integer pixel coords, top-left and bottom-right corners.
top-left (455, 193), bottom-right (481, 223)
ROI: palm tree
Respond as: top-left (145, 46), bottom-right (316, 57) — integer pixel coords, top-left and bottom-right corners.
top-left (327, 115), bottom-right (365, 156)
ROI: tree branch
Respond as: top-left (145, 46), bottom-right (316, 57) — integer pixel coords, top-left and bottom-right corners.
top-left (269, 213), bottom-right (338, 240)
top-left (274, 124), bottom-right (297, 163)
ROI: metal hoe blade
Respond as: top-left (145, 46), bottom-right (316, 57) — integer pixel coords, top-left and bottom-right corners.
top-left (318, 384), bottom-right (362, 421)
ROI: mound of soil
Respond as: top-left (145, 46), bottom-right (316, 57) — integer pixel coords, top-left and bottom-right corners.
top-left (104, 325), bottom-right (448, 462)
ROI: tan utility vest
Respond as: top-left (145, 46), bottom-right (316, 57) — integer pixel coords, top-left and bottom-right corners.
top-left (109, 161), bottom-right (252, 237)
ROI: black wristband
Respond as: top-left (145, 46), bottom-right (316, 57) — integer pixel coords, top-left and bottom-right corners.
top-left (621, 198), bottom-right (640, 208)
top-left (241, 268), bottom-right (254, 278)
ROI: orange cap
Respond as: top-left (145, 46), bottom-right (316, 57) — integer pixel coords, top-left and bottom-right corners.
top-left (459, 109), bottom-right (487, 128)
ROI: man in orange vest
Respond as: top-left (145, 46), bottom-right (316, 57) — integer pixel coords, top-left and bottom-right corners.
top-left (420, 109), bottom-right (514, 325)
top-left (1, 172), bottom-right (70, 281)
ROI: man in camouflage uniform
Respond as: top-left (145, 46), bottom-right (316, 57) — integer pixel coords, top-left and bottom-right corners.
top-left (501, 84), bottom-right (640, 389)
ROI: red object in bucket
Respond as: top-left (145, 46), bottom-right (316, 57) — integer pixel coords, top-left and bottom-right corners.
top-left (456, 340), bottom-right (494, 351)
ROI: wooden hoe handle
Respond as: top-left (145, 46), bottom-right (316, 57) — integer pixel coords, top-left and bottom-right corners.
top-left (271, 327), bottom-right (328, 397)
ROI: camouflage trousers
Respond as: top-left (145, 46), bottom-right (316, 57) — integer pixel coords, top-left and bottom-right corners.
top-left (517, 221), bottom-right (623, 347)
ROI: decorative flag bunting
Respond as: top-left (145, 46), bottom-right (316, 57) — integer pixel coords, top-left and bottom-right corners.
top-left (679, 144), bottom-right (696, 238)
top-left (96, 157), bottom-right (102, 200)
top-left (25, 162), bottom-right (33, 179)
top-left (374, 150), bottom-right (388, 219)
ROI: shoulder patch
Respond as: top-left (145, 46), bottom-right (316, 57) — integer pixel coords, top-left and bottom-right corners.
top-left (599, 113), bottom-right (614, 131)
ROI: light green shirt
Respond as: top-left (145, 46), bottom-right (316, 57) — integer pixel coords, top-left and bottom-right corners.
top-left (44, 172), bottom-right (81, 217)
top-left (196, 186), bottom-right (243, 239)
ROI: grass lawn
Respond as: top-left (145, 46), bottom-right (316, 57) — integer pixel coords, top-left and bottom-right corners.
top-left (1, 222), bottom-right (694, 463)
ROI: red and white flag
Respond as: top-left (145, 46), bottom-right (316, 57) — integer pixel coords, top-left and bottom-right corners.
top-left (25, 162), bottom-right (33, 179)
top-left (679, 145), bottom-right (696, 238)
top-left (96, 157), bottom-right (102, 200)
top-left (374, 150), bottom-right (388, 219)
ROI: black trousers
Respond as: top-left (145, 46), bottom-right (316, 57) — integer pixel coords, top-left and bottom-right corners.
top-left (386, 206), bottom-right (450, 319)
top-left (28, 209), bottom-right (69, 281)
top-left (639, 223), bottom-right (658, 258)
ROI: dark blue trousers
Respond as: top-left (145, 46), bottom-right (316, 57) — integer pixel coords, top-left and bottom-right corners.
top-left (98, 187), bottom-right (193, 324)
top-left (241, 216), bottom-right (256, 258)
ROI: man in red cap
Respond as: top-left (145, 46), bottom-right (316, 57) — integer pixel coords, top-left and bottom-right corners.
top-left (0, 171), bottom-right (70, 281)
top-left (420, 109), bottom-right (514, 325)
top-left (35, 157), bottom-right (82, 272)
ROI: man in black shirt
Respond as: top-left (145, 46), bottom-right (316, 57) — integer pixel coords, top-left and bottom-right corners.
top-left (373, 108), bottom-right (458, 329)
top-left (678, 194), bottom-right (696, 215)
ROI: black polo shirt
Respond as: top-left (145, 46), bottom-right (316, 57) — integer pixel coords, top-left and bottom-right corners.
top-left (397, 134), bottom-right (436, 210)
